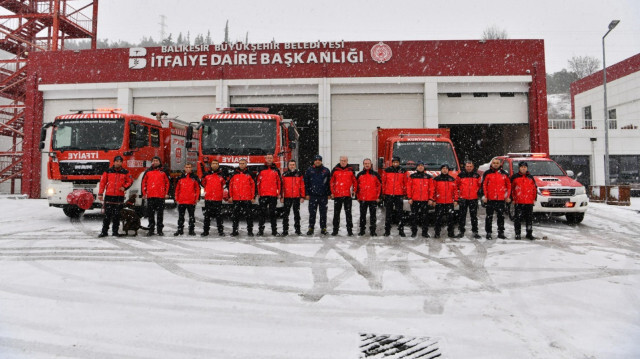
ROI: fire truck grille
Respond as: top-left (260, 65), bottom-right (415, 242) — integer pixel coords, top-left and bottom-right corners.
top-left (546, 188), bottom-right (575, 196)
top-left (60, 161), bottom-right (110, 176)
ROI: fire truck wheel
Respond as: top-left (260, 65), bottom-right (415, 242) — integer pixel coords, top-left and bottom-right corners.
top-left (565, 212), bottom-right (585, 224)
top-left (63, 205), bottom-right (84, 218)
top-left (507, 203), bottom-right (516, 221)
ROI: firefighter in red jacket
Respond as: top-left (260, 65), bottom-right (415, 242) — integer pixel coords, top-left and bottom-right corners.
top-left (280, 159), bottom-right (305, 236)
top-left (201, 159), bottom-right (227, 237)
top-left (173, 163), bottom-right (201, 236)
top-left (330, 156), bottom-right (357, 236)
top-left (257, 154), bottom-right (282, 236)
top-left (142, 156), bottom-right (170, 236)
top-left (407, 161), bottom-right (434, 239)
top-left (482, 158), bottom-right (512, 239)
top-left (511, 162), bottom-right (537, 240)
top-left (356, 158), bottom-right (381, 236)
top-left (97, 156), bottom-right (133, 237)
top-left (228, 158), bottom-right (256, 236)
top-left (382, 156), bottom-right (407, 237)
top-left (433, 164), bottom-right (459, 238)
top-left (456, 160), bottom-right (482, 239)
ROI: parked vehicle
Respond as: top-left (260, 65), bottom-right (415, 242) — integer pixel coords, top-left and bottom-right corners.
top-left (479, 153), bottom-right (589, 224)
top-left (40, 109), bottom-right (193, 217)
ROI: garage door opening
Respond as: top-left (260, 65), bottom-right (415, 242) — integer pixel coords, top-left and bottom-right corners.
top-left (238, 103), bottom-right (319, 169)
top-left (445, 124), bottom-right (531, 166)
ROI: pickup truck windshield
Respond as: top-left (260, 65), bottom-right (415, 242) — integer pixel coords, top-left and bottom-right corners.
top-left (201, 119), bottom-right (277, 155)
top-left (393, 141), bottom-right (458, 171)
top-left (52, 119), bottom-right (125, 151)
top-left (521, 160), bottom-right (566, 176)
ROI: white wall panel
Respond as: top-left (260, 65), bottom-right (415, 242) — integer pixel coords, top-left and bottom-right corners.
top-left (331, 94), bottom-right (423, 167)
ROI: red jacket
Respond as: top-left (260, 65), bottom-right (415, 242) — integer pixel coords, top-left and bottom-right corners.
top-left (257, 164), bottom-right (281, 197)
top-left (282, 169), bottom-right (306, 198)
top-left (142, 166), bottom-right (170, 199)
top-left (99, 167), bottom-right (133, 197)
top-left (407, 171), bottom-right (434, 201)
top-left (330, 165), bottom-right (357, 197)
top-left (356, 169), bottom-right (382, 201)
top-left (482, 167), bottom-right (511, 201)
top-left (433, 173), bottom-right (459, 204)
top-left (174, 172), bottom-right (201, 205)
top-left (201, 169), bottom-right (227, 201)
top-left (382, 166), bottom-right (407, 196)
top-left (229, 167), bottom-right (256, 201)
top-left (511, 172), bottom-right (537, 204)
top-left (456, 171), bottom-right (481, 200)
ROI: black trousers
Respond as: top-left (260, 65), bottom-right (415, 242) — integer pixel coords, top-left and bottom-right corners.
top-left (384, 195), bottom-right (404, 231)
top-left (203, 200), bottom-right (224, 234)
top-left (514, 203), bottom-right (534, 235)
top-left (146, 198), bottom-right (165, 233)
top-left (282, 198), bottom-right (301, 233)
top-left (177, 204), bottom-right (196, 231)
top-left (359, 201), bottom-right (377, 232)
top-left (485, 200), bottom-right (506, 234)
top-left (435, 203), bottom-right (455, 236)
top-left (101, 196), bottom-right (124, 234)
top-left (258, 196), bottom-right (278, 234)
top-left (333, 196), bottom-right (353, 231)
top-left (458, 198), bottom-right (479, 233)
top-left (308, 196), bottom-right (328, 229)
top-left (411, 201), bottom-right (430, 235)
top-left (232, 200), bottom-right (253, 233)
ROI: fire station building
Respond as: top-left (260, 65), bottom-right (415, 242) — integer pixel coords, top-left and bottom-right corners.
top-left (24, 40), bottom-right (548, 197)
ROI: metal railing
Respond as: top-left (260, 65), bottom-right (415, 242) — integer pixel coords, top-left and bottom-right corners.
top-left (549, 118), bottom-right (640, 131)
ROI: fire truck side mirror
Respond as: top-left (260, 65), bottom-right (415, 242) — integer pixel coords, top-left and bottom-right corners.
top-left (287, 128), bottom-right (296, 141)
top-left (185, 126), bottom-right (194, 149)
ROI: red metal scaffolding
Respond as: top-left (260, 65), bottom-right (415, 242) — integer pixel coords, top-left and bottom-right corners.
top-left (0, 0), bottom-right (98, 194)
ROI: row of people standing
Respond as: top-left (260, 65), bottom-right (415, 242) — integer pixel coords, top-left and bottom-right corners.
top-left (97, 154), bottom-right (537, 240)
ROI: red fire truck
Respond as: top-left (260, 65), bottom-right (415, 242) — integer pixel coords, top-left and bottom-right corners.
top-left (374, 127), bottom-right (460, 175)
top-left (188, 107), bottom-right (299, 181)
top-left (373, 127), bottom-right (461, 211)
top-left (40, 109), bottom-right (194, 217)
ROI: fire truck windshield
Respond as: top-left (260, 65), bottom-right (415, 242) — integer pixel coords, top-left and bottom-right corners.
top-left (393, 141), bottom-right (458, 171)
top-left (201, 119), bottom-right (277, 155)
top-left (52, 119), bottom-right (125, 151)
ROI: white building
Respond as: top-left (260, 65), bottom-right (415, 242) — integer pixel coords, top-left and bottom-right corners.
top-left (549, 53), bottom-right (640, 188)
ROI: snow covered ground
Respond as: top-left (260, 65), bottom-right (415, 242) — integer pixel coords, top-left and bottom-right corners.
top-left (1, 198), bottom-right (639, 358)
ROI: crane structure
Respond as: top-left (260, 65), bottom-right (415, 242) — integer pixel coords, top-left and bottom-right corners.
top-left (0, 0), bottom-right (98, 193)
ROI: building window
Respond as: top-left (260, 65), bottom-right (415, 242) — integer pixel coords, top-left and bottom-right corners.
top-left (473, 92), bottom-right (488, 97)
top-left (609, 155), bottom-right (640, 185)
top-left (499, 92), bottom-right (515, 97)
top-left (446, 93), bottom-right (462, 98)
top-left (608, 109), bottom-right (617, 129)
top-left (583, 106), bottom-right (593, 128)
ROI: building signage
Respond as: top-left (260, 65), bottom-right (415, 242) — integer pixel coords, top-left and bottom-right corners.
top-left (128, 41), bottom-right (393, 70)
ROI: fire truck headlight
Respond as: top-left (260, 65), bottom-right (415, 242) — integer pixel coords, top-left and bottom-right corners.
top-left (575, 186), bottom-right (586, 195)
top-left (47, 187), bottom-right (55, 196)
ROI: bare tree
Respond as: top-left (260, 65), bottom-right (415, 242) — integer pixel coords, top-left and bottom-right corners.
top-left (481, 25), bottom-right (508, 40)
top-left (568, 56), bottom-right (601, 79)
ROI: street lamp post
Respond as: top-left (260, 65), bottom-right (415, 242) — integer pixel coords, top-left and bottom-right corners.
top-left (603, 19), bottom-right (620, 186)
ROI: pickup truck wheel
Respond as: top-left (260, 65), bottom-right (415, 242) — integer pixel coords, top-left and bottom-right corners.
top-left (63, 205), bottom-right (84, 218)
top-left (566, 212), bottom-right (585, 224)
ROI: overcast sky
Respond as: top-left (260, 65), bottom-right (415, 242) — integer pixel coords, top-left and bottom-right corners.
top-left (98, 0), bottom-right (639, 74)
